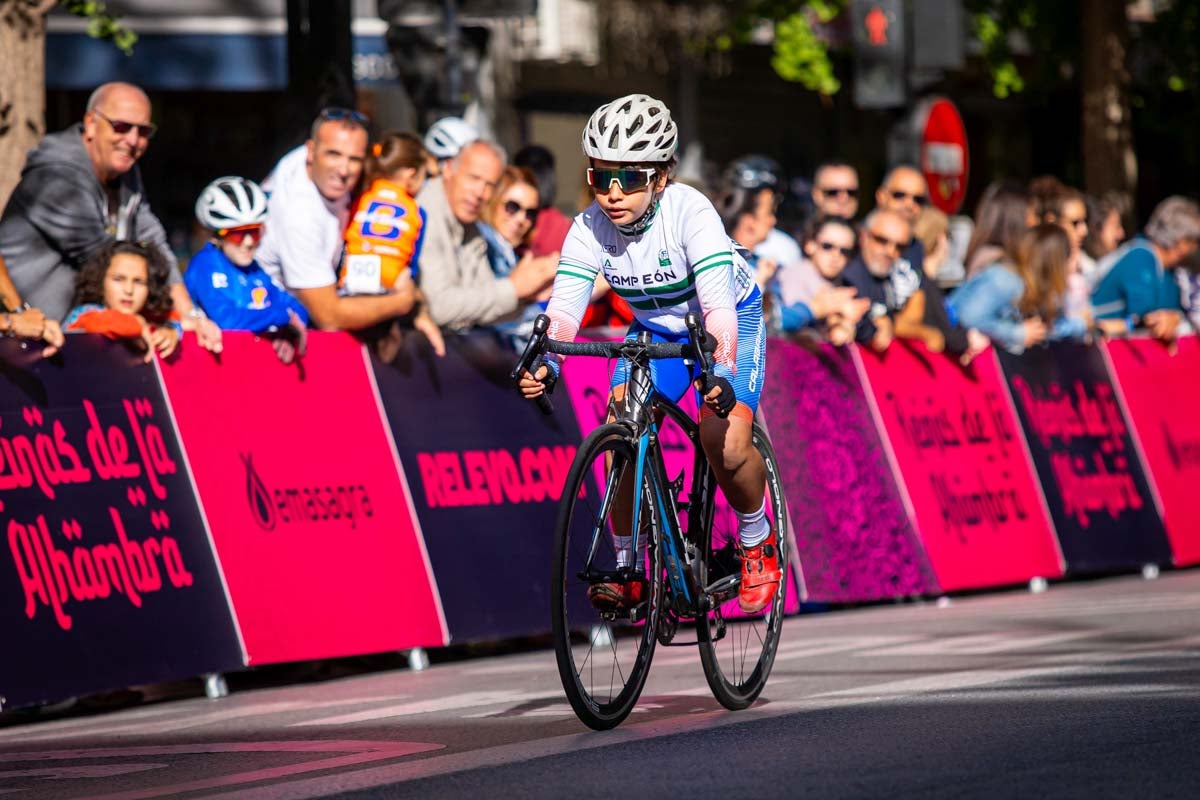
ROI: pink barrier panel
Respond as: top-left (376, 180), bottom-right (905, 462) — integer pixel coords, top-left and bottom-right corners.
top-left (759, 340), bottom-right (939, 601)
top-left (562, 343), bottom-right (801, 614)
top-left (159, 332), bottom-right (445, 665)
top-left (857, 343), bottom-right (1063, 590)
top-left (1104, 336), bottom-right (1200, 566)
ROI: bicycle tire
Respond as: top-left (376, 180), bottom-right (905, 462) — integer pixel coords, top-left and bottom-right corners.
top-left (551, 423), bottom-right (664, 730)
top-left (696, 423), bottom-right (789, 709)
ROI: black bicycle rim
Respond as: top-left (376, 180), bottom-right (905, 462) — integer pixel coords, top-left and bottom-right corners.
top-left (551, 423), bottom-right (663, 730)
top-left (697, 424), bottom-right (789, 710)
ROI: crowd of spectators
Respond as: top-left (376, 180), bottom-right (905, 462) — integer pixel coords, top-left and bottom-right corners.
top-left (2, 80), bottom-right (1198, 370)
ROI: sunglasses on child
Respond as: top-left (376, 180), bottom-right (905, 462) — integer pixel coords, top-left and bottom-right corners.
top-left (92, 109), bottom-right (157, 140)
top-left (219, 225), bottom-right (265, 245)
top-left (503, 200), bottom-right (539, 224)
top-left (586, 167), bottom-right (657, 193)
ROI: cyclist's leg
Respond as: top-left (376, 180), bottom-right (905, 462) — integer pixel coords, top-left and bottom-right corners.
top-left (693, 289), bottom-right (779, 611)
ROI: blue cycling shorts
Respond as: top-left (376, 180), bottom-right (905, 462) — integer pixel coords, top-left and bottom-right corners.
top-left (610, 286), bottom-right (766, 416)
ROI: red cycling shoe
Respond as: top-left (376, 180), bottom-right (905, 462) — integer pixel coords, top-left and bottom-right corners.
top-left (587, 579), bottom-right (644, 611)
top-left (738, 530), bottom-right (782, 613)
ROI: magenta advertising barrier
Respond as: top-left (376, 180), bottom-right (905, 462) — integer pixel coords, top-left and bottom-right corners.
top-left (995, 342), bottom-right (1172, 573)
top-left (159, 333), bottom-right (447, 665)
top-left (758, 340), bottom-right (940, 602)
top-left (1103, 336), bottom-right (1200, 566)
top-left (0, 337), bottom-right (243, 710)
top-left (8, 330), bottom-right (1200, 709)
top-left (856, 342), bottom-right (1064, 590)
top-left (369, 331), bottom-right (588, 642)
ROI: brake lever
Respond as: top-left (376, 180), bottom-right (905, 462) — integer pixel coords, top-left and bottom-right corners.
top-left (512, 314), bottom-right (555, 416)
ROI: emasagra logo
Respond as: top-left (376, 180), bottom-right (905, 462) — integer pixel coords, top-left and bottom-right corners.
top-left (242, 452), bottom-right (277, 530)
top-left (240, 452), bottom-right (375, 530)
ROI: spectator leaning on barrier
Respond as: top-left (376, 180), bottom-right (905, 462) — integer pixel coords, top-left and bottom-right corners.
top-left (724, 155), bottom-right (803, 272)
top-left (1082, 193), bottom-right (1127, 284)
top-left (964, 181), bottom-right (1036, 278)
top-left (477, 165), bottom-right (557, 346)
top-left (186, 177), bottom-right (309, 365)
top-left (770, 214), bottom-right (868, 344)
top-left (949, 224), bottom-right (1087, 354)
top-left (343, 131), bottom-right (445, 358)
top-left (65, 240), bottom-right (181, 362)
top-left (811, 160), bottom-right (860, 220)
top-left (717, 179), bottom-right (778, 291)
top-left (843, 208), bottom-right (987, 363)
top-left (874, 164), bottom-right (929, 276)
top-left (257, 107), bottom-right (416, 331)
top-left (0, 82), bottom-right (221, 352)
top-left (1040, 185), bottom-right (1094, 333)
top-left (417, 140), bottom-right (558, 331)
top-left (1092, 196), bottom-right (1200, 343)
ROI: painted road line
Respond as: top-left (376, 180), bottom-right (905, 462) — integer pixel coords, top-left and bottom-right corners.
top-left (1, 741), bottom-right (444, 800)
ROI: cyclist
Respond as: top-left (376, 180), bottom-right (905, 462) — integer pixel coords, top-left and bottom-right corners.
top-left (518, 93), bottom-right (780, 614)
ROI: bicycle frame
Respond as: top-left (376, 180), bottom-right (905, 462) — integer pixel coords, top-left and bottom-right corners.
top-left (600, 342), bottom-right (720, 620)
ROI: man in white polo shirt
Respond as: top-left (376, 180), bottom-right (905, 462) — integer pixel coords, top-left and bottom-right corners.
top-left (258, 108), bottom-right (415, 330)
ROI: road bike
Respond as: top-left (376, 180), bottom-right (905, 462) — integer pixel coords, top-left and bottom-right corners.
top-left (512, 313), bottom-right (789, 730)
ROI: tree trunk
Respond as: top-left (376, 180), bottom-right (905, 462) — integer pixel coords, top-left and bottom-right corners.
top-left (1080, 0), bottom-right (1135, 211)
top-left (0, 0), bottom-right (54, 213)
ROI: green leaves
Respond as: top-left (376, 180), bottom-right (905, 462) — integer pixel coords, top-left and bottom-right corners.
top-left (770, 11), bottom-right (840, 95)
top-left (62, 0), bottom-right (136, 55)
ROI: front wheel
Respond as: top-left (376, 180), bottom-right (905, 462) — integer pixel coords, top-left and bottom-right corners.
top-left (551, 423), bottom-right (663, 730)
top-left (697, 423), bottom-right (789, 709)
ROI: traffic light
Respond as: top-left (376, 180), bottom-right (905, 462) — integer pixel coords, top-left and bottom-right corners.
top-left (852, 0), bottom-right (907, 109)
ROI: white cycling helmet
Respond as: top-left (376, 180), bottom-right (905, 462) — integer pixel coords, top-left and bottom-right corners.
top-left (424, 116), bottom-right (479, 160)
top-left (582, 93), bottom-right (678, 163)
top-left (195, 176), bottom-right (268, 231)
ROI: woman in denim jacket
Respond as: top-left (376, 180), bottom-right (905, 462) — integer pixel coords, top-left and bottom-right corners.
top-left (948, 224), bottom-right (1087, 354)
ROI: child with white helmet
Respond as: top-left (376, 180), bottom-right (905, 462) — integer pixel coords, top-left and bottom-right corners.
top-left (186, 176), bottom-right (310, 363)
top-left (422, 116), bottom-right (478, 176)
top-left (518, 93), bottom-right (780, 614)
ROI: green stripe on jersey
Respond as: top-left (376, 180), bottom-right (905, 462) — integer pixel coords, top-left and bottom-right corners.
top-left (556, 268), bottom-right (597, 283)
top-left (692, 251), bottom-right (730, 269)
top-left (693, 259), bottom-right (732, 277)
top-left (558, 257), bottom-right (599, 276)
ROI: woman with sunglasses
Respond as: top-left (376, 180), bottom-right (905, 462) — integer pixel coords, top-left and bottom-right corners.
top-left (518, 93), bottom-right (781, 615)
top-left (184, 177), bottom-right (310, 363)
top-left (771, 215), bottom-right (869, 344)
top-left (477, 166), bottom-right (555, 345)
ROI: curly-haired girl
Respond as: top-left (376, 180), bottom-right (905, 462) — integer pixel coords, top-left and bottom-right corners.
top-left (65, 240), bottom-right (181, 361)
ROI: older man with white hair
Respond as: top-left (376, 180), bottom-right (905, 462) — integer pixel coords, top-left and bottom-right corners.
top-left (1093, 195), bottom-right (1200, 343)
top-left (0, 82), bottom-right (220, 349)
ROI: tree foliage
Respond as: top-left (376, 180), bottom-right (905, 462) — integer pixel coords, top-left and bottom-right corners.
top-left (62, 0), bottom-right (136, 54)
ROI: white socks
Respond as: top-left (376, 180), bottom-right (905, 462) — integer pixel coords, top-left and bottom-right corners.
top-left (737, 500), bottom-right (770, 547)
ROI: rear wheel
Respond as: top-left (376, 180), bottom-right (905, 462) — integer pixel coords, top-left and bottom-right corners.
top-left (697, 424), bottom-right (788, 709)
top-left (551, 423), bottom-right (663, 730)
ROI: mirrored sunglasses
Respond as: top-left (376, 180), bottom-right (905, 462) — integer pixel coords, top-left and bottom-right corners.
top-left (93, 109), bottom-right (157, 140)
top-left (219, 225), bottom-right (264, 246)
top-left (503, 200), bottom-right (539, 224)
top-left (587, 167), bottom-right (657, 193)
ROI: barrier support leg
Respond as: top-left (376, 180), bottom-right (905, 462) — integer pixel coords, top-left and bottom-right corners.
top-left (1029, 577), bottom-right (1048, 594)
top-left (1142, 564), bottom-right (1160, 580)
top-left (408, 648), bottom-right (430, 672)
top-left (203, 673), bottom-right (229, 699)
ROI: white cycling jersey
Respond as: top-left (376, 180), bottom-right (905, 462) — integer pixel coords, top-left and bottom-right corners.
top-left (545, 182), bottom-right (755, 374)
